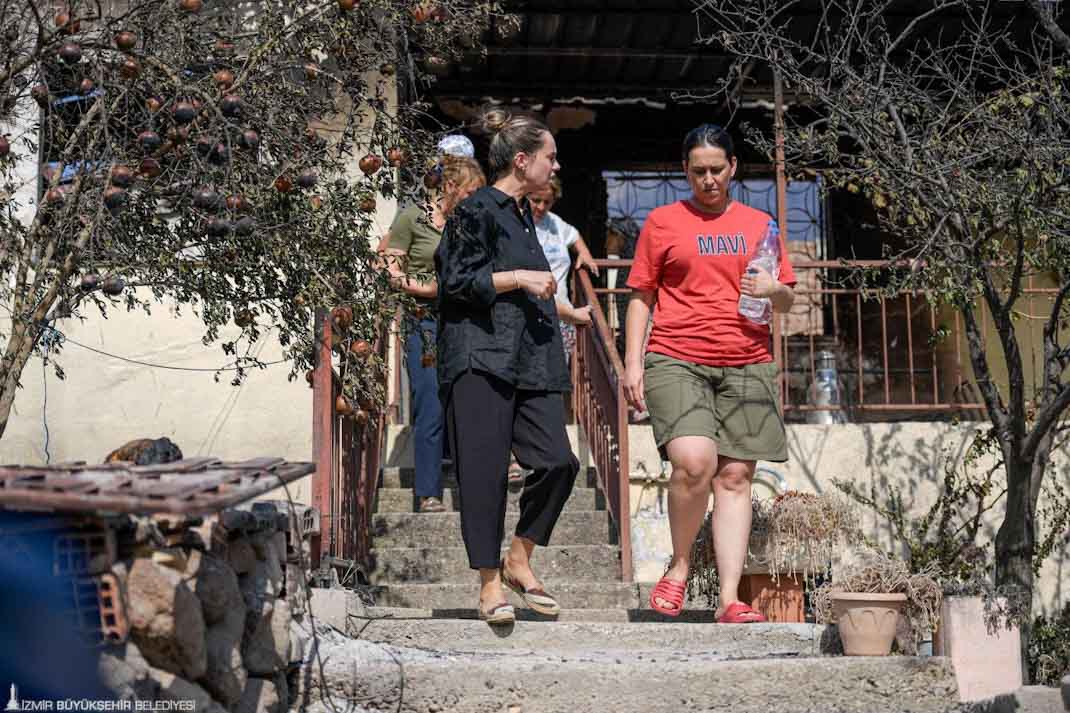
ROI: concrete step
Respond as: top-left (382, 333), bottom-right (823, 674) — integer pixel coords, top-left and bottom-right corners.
top-left (305, 631), bottom-right (960, 713)
top-left (362, 606), bottom-right (720, 623)
top-left (360, 580), bottom-right (642, 610)
top-left (381, 464), bottom-right (600, 489)
top-left (375, 484), bottom-right (603, 513)
top-left (359, 580), bottom-right (728, 612)
top-left (367, 545), bottom-right (621, 584)
top-left (371, 510), bottom-right (611, 548)
top-left (352, 618), bottom-right (829, 656)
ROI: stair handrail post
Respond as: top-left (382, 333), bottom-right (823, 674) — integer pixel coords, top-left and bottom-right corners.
top-left (354, 323), bottom-right (390, 566)
top-left (575, 269), bottom-right (633, 582)
top-left (311, 308), bottom-right (335, 565)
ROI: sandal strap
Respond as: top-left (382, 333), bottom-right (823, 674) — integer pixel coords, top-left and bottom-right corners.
top-left (652, 578), bottom-right (687, 597)
top-left (720, 601), bottom-right (764, 621)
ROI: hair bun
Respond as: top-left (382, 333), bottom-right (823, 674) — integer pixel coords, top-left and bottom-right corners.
top-left (480, 107), bottom-right (513, 135)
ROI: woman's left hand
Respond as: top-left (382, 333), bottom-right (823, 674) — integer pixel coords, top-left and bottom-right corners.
top-left (740, 266), bottom-right (777, 298)
top-left (569, 305), bottom-right (593, 326)
top-left (574, 254), bottom-right (600, 276)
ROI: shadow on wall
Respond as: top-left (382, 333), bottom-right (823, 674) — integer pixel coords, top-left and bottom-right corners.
top-left (785, 422), bottom-right (1068, 613)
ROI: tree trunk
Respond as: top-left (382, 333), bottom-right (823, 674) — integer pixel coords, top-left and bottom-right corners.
top-left (0, 322), bottom-right (39, 444)
top-left (994, 456), bottom-right (1036, 682)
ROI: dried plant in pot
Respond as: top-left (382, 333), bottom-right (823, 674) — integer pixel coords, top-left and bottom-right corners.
top-left (684, 491), bottom-right (858, 609)
top-left (759, 490), bottom-right (861, 584)
top-left (813, 547), bottom-right (943, 656)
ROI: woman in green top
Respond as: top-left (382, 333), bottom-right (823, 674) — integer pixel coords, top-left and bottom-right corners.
top-left (381, 155), bottom-right (486, 513)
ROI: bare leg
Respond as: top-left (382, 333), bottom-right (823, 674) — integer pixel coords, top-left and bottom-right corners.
top-left (502, 535), bottom-right (543, 590)
top-left (479, 567), bottom-right (506, 612)
top-left (654, 436), bottom-right (718, 609)
top-left (711, 457), bottom-right (756, 616)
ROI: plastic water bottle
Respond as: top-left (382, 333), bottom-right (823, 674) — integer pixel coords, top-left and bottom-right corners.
top-left (806, 350), bottom-right (846, 424)
top-left (738, 220), bottom-right (781, 325)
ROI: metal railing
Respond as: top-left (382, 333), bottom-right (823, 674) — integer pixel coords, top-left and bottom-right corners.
top-left (589, 258), bottom-right (1059, 421)
top-left (573, 269), bottom-right (633, 582)
top-left (311, 309), bottom-right (387, 575)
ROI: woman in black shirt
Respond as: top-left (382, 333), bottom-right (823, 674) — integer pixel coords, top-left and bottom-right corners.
top-left (435, 109), bottom-right (580, 625)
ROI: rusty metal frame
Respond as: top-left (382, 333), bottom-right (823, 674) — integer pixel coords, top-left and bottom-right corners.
top-left (310, 308), bottom-right (388, 572)
top-left (587, 258), bottom-right (1059, 416)
top-left (0, 457), bottom-right (314, 516)
top-left (574, 269), bottom-right (632, 582)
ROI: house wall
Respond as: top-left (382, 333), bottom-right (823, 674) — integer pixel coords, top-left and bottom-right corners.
top-left (934, 281), bottom-right (1061, 407)
top-left (0, 73), bottom-right (399, 509)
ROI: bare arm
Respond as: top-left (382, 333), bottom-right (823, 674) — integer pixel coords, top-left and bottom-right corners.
top-left (569, 235), bottom-right (600, 276)
top-left (769, 282), bottom-right (795, 313)
top-left (554, 299), bottom-right (593, 326)
top-left (382, 245), bottom-right (438, 299)
top-left (623, 290), bottom-right (656, 411)
top-left (493, 270), bottom-right (556, 299)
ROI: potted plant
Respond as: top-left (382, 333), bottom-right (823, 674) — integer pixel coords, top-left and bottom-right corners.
top-left (813, 547), bottom-right (942, 656)
top-left (830, 431), bottom-right (1066, 694)
top-left (759, 490), bottom-right (860, 583)
top-left (685, 491), bottom-right (860, 622)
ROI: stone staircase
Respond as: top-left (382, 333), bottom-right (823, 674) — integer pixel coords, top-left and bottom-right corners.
top-left (302, 613), bottom-right (963, 713)
top-left (361, 461), bottom-right (671, 620)
top-left (314, 426), bottom-right (963, 712)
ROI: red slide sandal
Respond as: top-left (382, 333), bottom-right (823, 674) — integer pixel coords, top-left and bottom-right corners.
top-left (717, 601), bottom-right (767, 624)
top-left (649, 576), bottom-right (687, 617)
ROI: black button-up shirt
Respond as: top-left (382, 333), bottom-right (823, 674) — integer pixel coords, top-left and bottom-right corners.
top-left (434, 186), bottom-right (570, 396)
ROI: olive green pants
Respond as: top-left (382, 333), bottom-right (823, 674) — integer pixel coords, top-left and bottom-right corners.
top-left (643, 352), bottom-right (788, 462)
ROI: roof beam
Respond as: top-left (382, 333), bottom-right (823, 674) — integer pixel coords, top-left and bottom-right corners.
top-left (485, 46), bottom-right (718, 60)
top-left (431, 79), bottom-right (774, 99)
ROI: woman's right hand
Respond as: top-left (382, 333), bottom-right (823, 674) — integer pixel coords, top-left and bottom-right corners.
top-left (515, 270), bottom-right (556, 300)
top-left (623, 359), bottom-right (645, 413)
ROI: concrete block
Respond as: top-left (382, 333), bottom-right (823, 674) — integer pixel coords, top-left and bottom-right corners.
top-left (308, 587), bottom-right (365, 634)
top-left (933, 595), bottom-right (1021, 702)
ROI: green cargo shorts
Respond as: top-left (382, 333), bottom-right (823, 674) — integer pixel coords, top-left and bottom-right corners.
top-left (643, 351), bottom-right (788, 462)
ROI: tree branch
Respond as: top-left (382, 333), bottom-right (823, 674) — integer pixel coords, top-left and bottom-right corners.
top-left (1026, 0), bottom-right (1070, 54)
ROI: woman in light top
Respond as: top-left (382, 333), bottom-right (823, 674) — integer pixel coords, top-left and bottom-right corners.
top-left (380, 153), bottom-right (485, 514)
top-left (529, 176), bottom-right (598, 357)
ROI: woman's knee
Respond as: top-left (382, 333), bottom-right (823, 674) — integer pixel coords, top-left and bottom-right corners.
top-left (670, 456), bottom-right (716, 489)
top-left (713, 461), bottom-right (754, 494)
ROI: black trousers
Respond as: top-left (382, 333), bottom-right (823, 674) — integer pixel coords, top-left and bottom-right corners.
top-left (445, 370), bottom-right (580, 569)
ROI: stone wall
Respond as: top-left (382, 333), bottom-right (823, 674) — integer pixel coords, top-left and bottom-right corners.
top-left (98, 501), bottom-right (315, 712)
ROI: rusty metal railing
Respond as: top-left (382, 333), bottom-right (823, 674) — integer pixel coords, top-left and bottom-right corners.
top-left (573, 269), bottom-right (632, 582)
top-left (589, 258), bottom-right (1059, 421)
top-left (311, 309), bottom-right (387, 574)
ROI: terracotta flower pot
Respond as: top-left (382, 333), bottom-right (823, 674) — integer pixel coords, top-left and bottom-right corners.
top-left (832, 592), bottom-right (906, 656)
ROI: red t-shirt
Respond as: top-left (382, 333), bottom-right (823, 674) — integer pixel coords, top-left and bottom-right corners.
top-left (626, 200), bottom-right (796, 366)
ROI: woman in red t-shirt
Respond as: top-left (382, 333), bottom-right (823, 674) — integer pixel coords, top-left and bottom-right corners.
top-left (623, 124), bottom-right (796, 622)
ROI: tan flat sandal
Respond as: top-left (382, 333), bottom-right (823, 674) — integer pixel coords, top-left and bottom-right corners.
top-left (478, 601), bottom-right (515, 625)
top-left (500, 564), bottom-right (560, 617)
